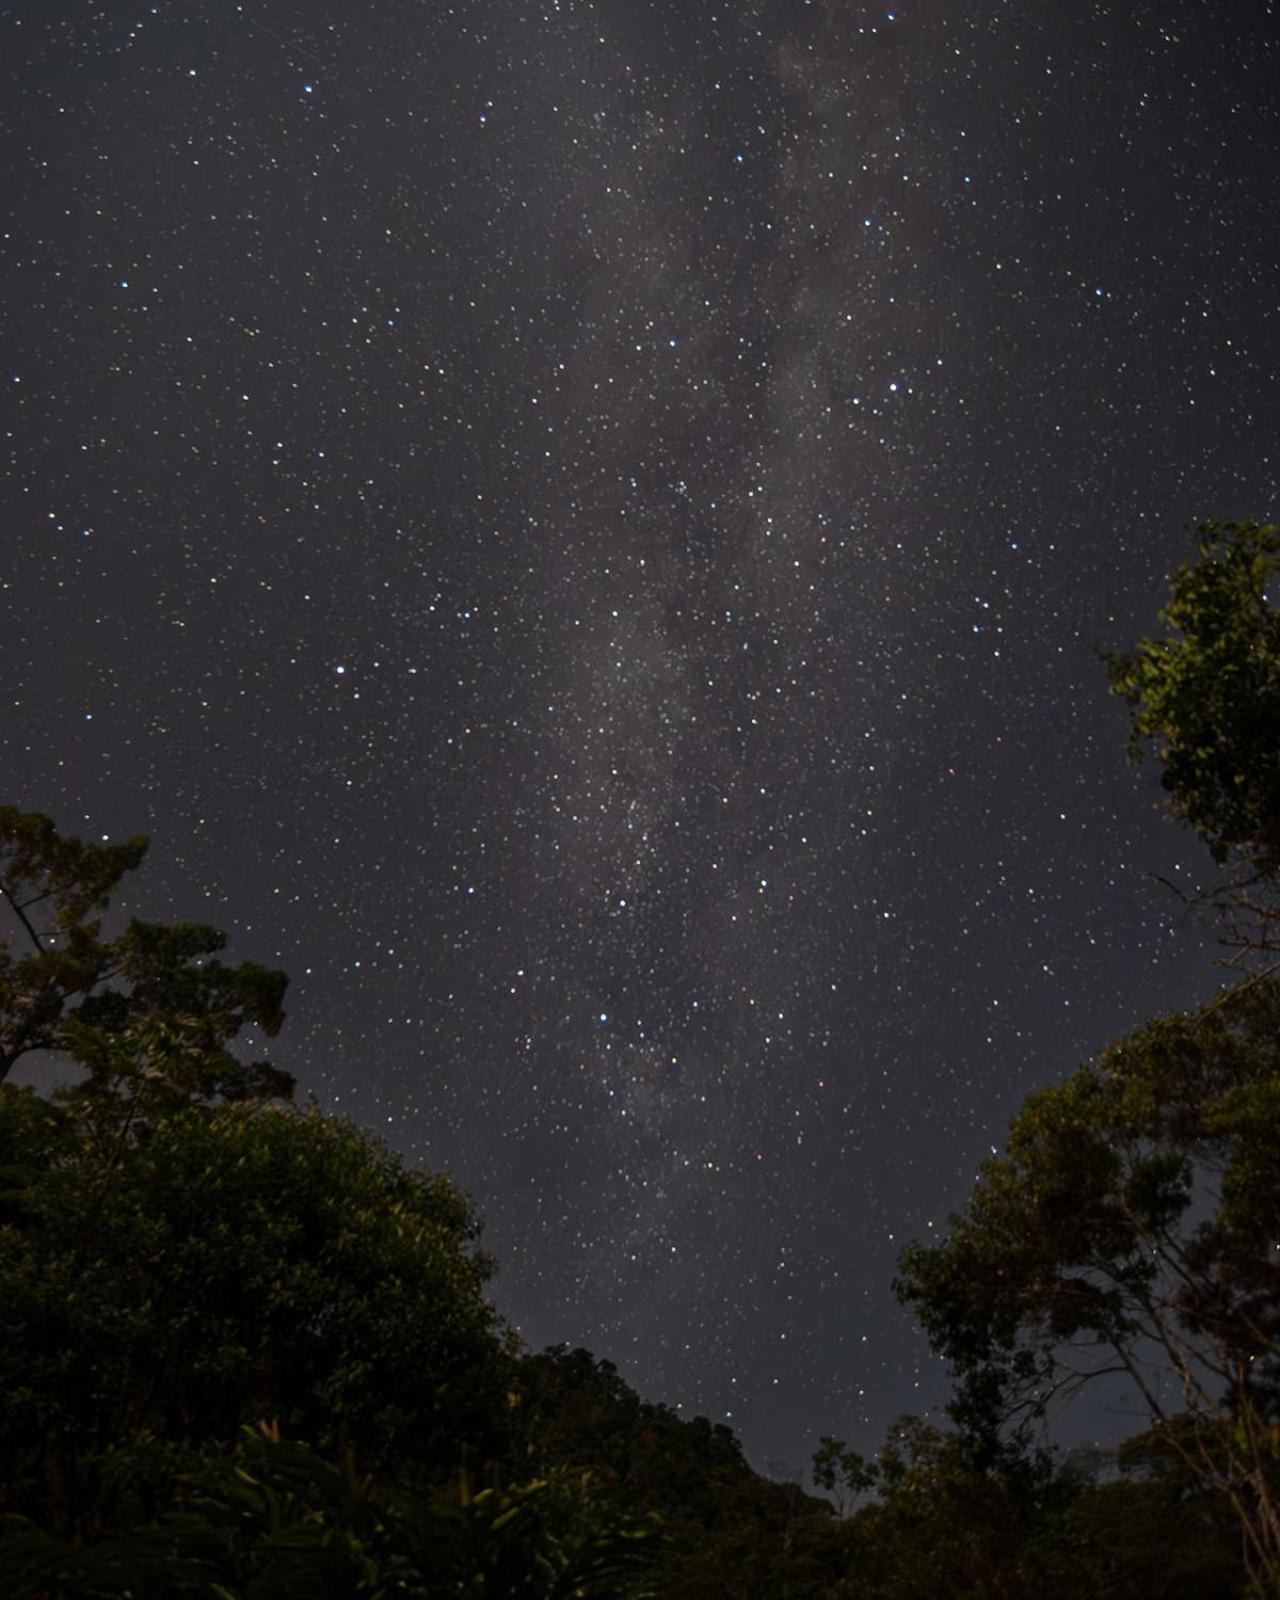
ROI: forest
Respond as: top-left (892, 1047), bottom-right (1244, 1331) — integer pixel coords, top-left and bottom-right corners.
top-left (2, 522), bottom-right (1278, 1599)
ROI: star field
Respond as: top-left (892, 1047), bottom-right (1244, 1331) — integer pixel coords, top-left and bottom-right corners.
top-left (3, 0), bottom-right (1278, 1473)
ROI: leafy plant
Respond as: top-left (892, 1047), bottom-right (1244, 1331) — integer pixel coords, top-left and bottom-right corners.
top-left (0, 1429), bottom-right (663, 1599)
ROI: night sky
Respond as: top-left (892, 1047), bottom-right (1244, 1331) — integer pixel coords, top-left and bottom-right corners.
top-left (4, 0), bottom-right (1279, 1477)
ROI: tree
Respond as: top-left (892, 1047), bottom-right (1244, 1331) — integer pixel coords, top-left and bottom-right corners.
top-left (513, 1346), bottom-right (751, 1520)
top-left (512, 1348), bottom-right (844, 1600)
top-left (1023, 1428), bottom-right (1245, 1599)
top-left (827, 1418), bottom-right (1057, 1600)
top-left (811, 1436), bottom-right (875, 1519)
top-left (0, 1089), bottom-right (511, 1533)
top-left (0, 805), bottom-right (291, 1102)
top-left (1107, 520), bottom-right (1280, 957)
top-left (894, 974), bottom-right (1280, 1592)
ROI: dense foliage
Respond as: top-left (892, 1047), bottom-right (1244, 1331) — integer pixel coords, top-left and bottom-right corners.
top-left (5, 515), bottom-right (1280, 1595)
top-left (1107, 520), bottom-right (1280, 873)
top-left (1, 1430), bottom-right (662, 1600)
top-left (0, 1093), bottom-right (509, 1496)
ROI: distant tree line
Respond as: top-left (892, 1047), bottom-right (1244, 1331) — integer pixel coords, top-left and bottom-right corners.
top-left (1, 521), bottom-right (1277, 1596)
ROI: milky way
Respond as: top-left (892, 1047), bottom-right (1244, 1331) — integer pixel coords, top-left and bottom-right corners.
top-left (3, 0), bottom-right (1278, 1472)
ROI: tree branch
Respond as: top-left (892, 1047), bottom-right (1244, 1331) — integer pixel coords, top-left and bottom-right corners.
top-left (0, 878), bottom-right (46, 955)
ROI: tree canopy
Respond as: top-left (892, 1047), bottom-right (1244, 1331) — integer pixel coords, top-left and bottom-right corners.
top-left (889, 519), bottom-right (1280, 1594)
top-left (0, 805), bottom-right (290, 1102)
top-left (1107, 520), bottom-right (1280, 876)
top-left (0, 1092), bottom-right (510, 1487)
top-left (894, 973), bottom-right (1280, 1587)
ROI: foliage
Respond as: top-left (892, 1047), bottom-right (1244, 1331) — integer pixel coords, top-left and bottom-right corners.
top-left (812, 1437), bottom-right (875, 1517)
top-left (0, 1088), bottom-right (509, 1531)
top-left (515, 1347), bottom-right (749, 1518)
top-left (651, 1476), bottom-right (843, 1600)
top-left (826, 1419), bottom-right (1053, 1600)
top-left (0, 1428), bottom-right (664, 1599)
top-left (817, 1420), bottom-right (1243, 1600)
top-left (1020, 1432), bottom-right (1244, 1600)
top-left (895, 973), bottom-right (1280, 1589)
top-left (1107, 520), bottom-right (1280, 874)
top-left (513, 1347), bottom-right (847, 1599)
top-left (0, 805), bottom-right (291, 1101)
